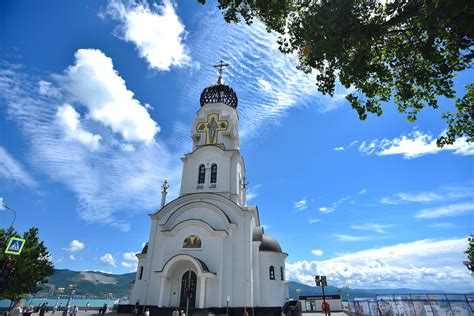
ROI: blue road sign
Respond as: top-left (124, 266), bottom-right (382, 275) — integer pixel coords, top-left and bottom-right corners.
top-left (5, 237), bottom-right (26, 255)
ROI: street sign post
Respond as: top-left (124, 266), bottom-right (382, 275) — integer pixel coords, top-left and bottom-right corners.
top-left (5, 237), bottom-right (26, 255)
top-left (315, 275), bottom-right (328, 314)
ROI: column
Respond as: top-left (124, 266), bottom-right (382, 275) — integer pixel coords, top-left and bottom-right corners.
top-left (199, 276), bottom-right (206, 308)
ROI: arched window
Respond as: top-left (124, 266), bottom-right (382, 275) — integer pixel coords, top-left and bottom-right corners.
top-left (269, 266), bottom-right (275, 280)
top-left (139, 266), bottom-right (144, 280)
top-left (183, 235), bottom-right (202, 248)
top-left (210, 164), bottom-right (217, 183)
top-left (280, 266), bottom-right (284, 280)
top-left (198, 165), bottom-right (205, 184)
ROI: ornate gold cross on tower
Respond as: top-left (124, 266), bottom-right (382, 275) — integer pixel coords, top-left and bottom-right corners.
top-left (213, 60), bottom-right (229, 84)
top-left (196, 113), bottom-right (229, 144)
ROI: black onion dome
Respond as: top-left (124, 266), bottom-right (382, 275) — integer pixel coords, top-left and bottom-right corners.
top-left (259, 235), bottom-right (283, 253)
top-left (200, 84), bottom-right (238, 108)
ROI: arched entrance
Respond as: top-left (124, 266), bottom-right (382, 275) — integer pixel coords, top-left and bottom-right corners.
top-left (179, 270), bottom-right (197, 308)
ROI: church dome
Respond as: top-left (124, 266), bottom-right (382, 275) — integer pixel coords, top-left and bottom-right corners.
top-left (259, 235), bottom-right (283, 253)
top-left (200, 84), bottom-right (238, 109)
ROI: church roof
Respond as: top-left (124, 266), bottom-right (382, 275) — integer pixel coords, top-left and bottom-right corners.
top-left (252, 226), bottom-right (264, 242)
top-left (141, 243), bottom-right (148, 254)
top-left (200, 84), bottom-right (238, 109)
top-left (259, 235), bottom-right (283, 253)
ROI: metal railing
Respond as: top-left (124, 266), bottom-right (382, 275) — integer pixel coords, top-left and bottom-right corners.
top-left (348, 294), bottom-right (474, 316)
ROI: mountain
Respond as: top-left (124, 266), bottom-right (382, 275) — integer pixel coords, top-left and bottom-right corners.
top-left (40, 269), bottom-right (135, 298)
top-left (39, 270), bottom-right (452, 300)
top-left (288, 281), bottom-right (448, 301)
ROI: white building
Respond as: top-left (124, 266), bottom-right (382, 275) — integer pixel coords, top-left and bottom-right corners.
top-left (130, 66), bottom-right (289, 314)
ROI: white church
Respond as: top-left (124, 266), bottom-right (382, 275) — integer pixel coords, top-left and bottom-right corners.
top-left (129, 62), bottom-right (289, 315)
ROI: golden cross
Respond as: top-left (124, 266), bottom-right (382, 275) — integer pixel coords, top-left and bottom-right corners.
top-left (213, 60), bottom-right (229, 84)
top-left (196, 113), bottom-right (229, 144)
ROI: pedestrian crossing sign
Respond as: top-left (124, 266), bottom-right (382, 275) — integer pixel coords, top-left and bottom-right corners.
top-left (5, 237), bottom-right (26, 255)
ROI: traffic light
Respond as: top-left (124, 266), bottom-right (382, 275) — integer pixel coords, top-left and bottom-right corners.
top-left (0, 259), bottom-right (14, 285)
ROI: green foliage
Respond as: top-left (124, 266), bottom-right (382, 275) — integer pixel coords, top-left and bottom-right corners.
top-left (465, 234), bottom-right (474, 274)
top-left (0, 227), bottom-right (55, 301)
top-left (200, 0), bottom-right (474, 145)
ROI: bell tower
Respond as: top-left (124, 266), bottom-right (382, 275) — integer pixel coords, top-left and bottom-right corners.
top-left (179, 61), bottom-right (246, 206)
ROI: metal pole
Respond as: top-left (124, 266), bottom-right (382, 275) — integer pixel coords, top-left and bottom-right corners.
top-left (186, 266), bottom-right (191, 316)
top-left (226, 299), bottom-right (229, 316)
top-left (321, 284), bottom-right (326, 315)
top-left (4, 204), bottom-right (16, 231)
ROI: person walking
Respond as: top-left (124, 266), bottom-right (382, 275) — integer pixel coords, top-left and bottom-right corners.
top-left (85, 302), bottom-right (90, 312)
top-left (180, 310), bottom-right (185, 316)
top-left (23, 305), bottom-right (34, 316)
top-left (144, 309), bottom-right (150, 316)
top-left (72, 306), bottom-right (78, 316)
top-left (10, 301), bottom-right (23, 316)
top-left (321, 300), bottom-right (329, 316)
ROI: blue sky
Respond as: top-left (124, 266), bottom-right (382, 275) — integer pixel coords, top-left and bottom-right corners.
top-left (0, 0), bottom-right (473, 292)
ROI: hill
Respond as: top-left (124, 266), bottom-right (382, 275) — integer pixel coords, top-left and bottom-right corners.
top-left (40, 269), bottom-right (135, 298)
top-left (39, 270), bottom-right (451, 300)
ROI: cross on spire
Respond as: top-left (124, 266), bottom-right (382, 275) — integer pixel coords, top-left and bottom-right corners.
top-left (213, 60), bottom-right (229, 84)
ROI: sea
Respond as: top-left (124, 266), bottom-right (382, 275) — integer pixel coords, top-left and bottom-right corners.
top-left (0, 298), bottom-right (128, 309)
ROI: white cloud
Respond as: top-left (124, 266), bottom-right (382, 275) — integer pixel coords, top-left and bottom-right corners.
top-left (105, 0), bottom-right (190, 71)
top-left (334, 234), bottom-right (373, 241)
top-left (358, 130), bottom-right (474, 159)
top-left (0, 63), bottom-right (183, 231)
top-left (121, 262), bottom-right (133, 268)
top-left (381, 191), bottom-right (442, 204)
top-left (64, 240), bottom-right (85, 253)
top-left (319, 206), bottom-right (334, 213)
top-left (311, 249), bottom-right (324, 256)
top-left (258, 79), bottom-right (272, 92)
top-left (319, 195), bottom-right (351, 213)
top-left (428, 222), bottom-right (456, 228)
top-left (333, 146), bottom-right (344, 151)
top-left (100, 253), bottom-right (116, 267)
top-left (56, 104), bottom-right (102, 150)
top-left (308, 219), bottom-right (320, 224)
top-left (286, 238), bottom-right (472, 292)
top-left (0, 146), bottom-right (37, 187)
top-left (38, 80), bottom-right (61, 98)
top-left (121, 251), bottom-right (139, 270)
top-left (415, 202), bottom-right (474, 219)
top-left (59, 48), bottom-right (159, 144)
top-left (246, 184), bottom-right (261, 202)
top-left (122, 252), bottom-right (138, 262)
top-left (294, 199), bottom-right (308, 211)
top-left (358, 189), bottom-right (367, 195)
top-left (180, 9), bottom-right (348, 144)
top-left (348, 140), bottom-right (358, 148)
top-left (69, 254), bottom-right (76, 261)
top-left (0, 197), bottom-right (5, 211)
top-left (350, 223), bottom-right (392, 234)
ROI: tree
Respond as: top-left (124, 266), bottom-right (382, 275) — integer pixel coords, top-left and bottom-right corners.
top-left (199, 0), bottom-right (473, 146)
top-left (465, 234), bottom-right (474, 275)
top-left (0, 227), bottom-right (55, 301)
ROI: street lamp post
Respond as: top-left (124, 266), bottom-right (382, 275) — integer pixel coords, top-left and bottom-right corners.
top-left (1, 203), bottom-right (16, 232)
top-left (63, 284), bottom-right (75, 316)
top-left (0, 199), bottom-right (17, 252)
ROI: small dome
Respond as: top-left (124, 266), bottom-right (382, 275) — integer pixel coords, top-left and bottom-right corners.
top-left (259, 235), bottom-right (283, 253)
top-left (200, 84), bottom-right (238, 109)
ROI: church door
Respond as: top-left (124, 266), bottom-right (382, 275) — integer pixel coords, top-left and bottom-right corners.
top-left (179, 271), bottom-right (197, 309)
